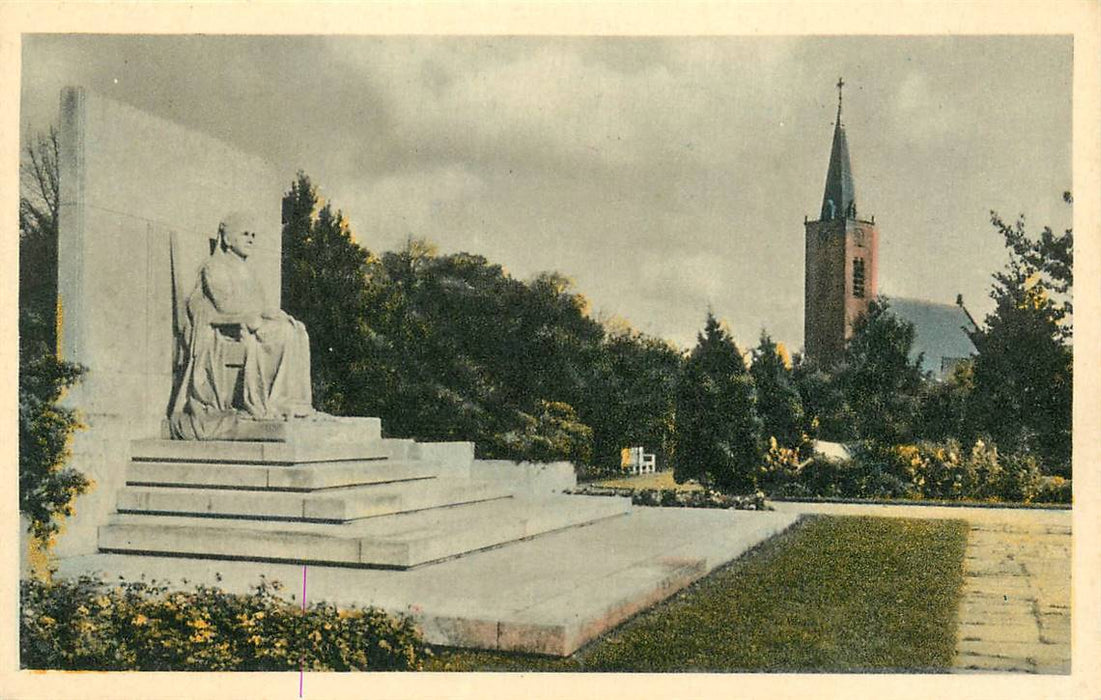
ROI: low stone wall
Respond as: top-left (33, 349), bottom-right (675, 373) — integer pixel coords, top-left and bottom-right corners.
top-left (470, 460), bottom-right (576, 498)
top-left (411, 442), bottom-right (475, 478)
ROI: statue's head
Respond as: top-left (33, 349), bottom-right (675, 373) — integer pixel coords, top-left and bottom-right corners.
top-left (218, 211), bottom-right (259, 260)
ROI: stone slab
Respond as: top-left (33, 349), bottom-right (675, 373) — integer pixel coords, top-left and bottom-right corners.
top-left (159, 416), bottom-right (382, 443)
top-left (130, 438), bottom-right (396, 465)
top-left (409, 442), bottom-right (474, 477)
top-left (115, 479), bottom-right (513, 522)
top-left (126, 458), bottom-right (437, 491)
top-left (62, 508), bottom-right (800, 655)
top-left (471, 460), bottom-right (576, 496)
top-left (98, 494), bottom-right (633, 568)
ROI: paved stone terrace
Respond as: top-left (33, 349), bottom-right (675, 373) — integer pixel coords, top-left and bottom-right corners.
top-left (58, 507), bottom-right (799, 656)
top-left (769, 501), bottom-right (1072, 674)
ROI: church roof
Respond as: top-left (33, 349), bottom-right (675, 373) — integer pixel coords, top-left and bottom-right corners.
top-left (819, 79), bottom-right (857, 221)
top-left (888, 297), bottom-right (978, 377)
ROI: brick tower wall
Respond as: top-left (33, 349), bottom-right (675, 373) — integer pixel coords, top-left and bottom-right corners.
top-left (804, 218), bottom-right (879, 365)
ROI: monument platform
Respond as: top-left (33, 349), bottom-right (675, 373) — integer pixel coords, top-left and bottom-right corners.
top-left (75, 416), bottom-right (798, 654)
top-left (65, 507), bottom-right (800, 655)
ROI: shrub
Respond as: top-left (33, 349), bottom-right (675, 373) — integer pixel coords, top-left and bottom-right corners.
top-left (19, 353), bottom-right (91, 545)
top-left (21, 574), bottom-right (427, 671)
top-left (759, 437), bottom-right (804, 492)
top-left (994, 453), bottom-right (1044, 503)
top-left (491, 400), bottom-right (593, 466)
top-left (573, 463), bottom-right (622, 483)
top-left (1036, 475), bottom-right (1072, 504)
top-left (763, 438), bottom-right (1069, 505)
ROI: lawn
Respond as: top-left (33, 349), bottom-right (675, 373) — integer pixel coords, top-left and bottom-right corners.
top-left (591, 470), bottom-right (703, 491)
top-left (426, 515), bottom-right (969, 672)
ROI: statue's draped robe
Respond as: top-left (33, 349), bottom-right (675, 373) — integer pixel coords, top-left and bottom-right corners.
top-left (169, 248), bottom-right (313, 439)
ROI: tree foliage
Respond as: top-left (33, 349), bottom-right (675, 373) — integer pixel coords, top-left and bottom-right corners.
top-left (966, 197), bottom-right (1073, 474)
top-left (19, 356), bottom-right (89, 542)
top-left (917, 358), bottom-right (974, 444)
top-left (20, 128), bottom-right (61, 356)
top-left (792, 353), bottom-right (851, 442)
top-left (835, 298), bottom-right (927, 445)
top-left (750, 333), bottom-right (807, 450)
top-left (279, 175), bottom-right (682, 467)
top-left (673, 313), bottom-right (763, 492)
top-left (19, 128), bottom-right (90, 542)
top-left (281, 172), bottom-right (376, 415)
top-left (588, 328), bottom-right (681, 470)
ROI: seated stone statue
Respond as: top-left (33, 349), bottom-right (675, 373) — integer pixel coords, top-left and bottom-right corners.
top-left (169, 212), bottom-right (314, 439)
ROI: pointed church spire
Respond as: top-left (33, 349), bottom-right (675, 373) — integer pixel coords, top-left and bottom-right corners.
top-left (820, 77), bottom-right (856, 221)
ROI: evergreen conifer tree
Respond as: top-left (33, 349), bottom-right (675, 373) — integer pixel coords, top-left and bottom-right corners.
top-left (673, 313), bottom-right (763, 492)
top-left (281, 172), bottom-right (377, 415)
top-left (837, 298), bottom-right (926, 445)
top-left (750, 332), bottom-right (807, 450)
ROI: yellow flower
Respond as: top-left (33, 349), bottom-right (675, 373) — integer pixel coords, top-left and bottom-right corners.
top-left (133, 614), bottom-right (148, 626)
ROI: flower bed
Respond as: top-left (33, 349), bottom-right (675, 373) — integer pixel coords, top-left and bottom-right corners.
top-left (569, 484), bottom-right (767, 510)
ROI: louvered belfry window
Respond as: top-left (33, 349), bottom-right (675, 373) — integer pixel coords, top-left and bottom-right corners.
top-left (852, 258), bottom-right (866, 298)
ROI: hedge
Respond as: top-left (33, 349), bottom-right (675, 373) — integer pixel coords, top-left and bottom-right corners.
top-left (21, 574), bottom-right (427, 671)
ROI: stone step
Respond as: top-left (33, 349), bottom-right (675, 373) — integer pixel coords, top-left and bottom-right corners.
top-left (115, 479), bottom-right (514, 523)
top-left (98, 495), bottom-right (632, 568)
top-left (160, 416), bottom-right (382, 443)
top-left (130, 437), bottom-right (403, 465)
top-left (125, 458), bottom-right (437, 491)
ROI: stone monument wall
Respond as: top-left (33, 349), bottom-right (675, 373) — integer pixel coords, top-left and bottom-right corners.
top-left (54, 87), bottom-right (285, 556)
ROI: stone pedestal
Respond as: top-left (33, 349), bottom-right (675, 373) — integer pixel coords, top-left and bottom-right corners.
top-left (97, 417), bottom-right (629, 569)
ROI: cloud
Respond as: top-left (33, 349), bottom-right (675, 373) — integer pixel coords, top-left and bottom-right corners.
top-left (20, 35), bottom-right (1071, 352)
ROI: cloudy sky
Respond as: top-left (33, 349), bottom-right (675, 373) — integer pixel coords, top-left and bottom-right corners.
top-left (20, 35), bottom-right (1072, 351)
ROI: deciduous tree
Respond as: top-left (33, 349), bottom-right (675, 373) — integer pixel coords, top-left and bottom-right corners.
top-left (19, 128), bottom-right (90, 545)
top-left (967, 196), bottom-right (1073, 475)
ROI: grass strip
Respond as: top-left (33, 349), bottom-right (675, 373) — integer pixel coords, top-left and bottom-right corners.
top-left (426, 515), bottom-right (968, 672)
top-left (592, 471), bottom-right (702, 491)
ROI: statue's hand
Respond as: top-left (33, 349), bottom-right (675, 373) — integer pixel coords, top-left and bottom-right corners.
top-left (244, 314), bottom-right (263, 332)
top-left (261, 308), bottom-right (287, 322)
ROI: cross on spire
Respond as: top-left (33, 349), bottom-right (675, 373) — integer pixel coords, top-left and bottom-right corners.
top-left (836, 76), bottom-right (845, 125)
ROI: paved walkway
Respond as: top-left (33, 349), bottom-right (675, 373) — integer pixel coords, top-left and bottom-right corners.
top-left (768, 501), bottom-right (1072, 674)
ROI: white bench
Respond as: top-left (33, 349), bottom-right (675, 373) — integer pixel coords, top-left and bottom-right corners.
top-left (620, 446), bottom-right (657, 475)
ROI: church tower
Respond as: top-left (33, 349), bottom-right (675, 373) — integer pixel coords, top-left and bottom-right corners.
top-left (804, 78), bottom-right (879, 366)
